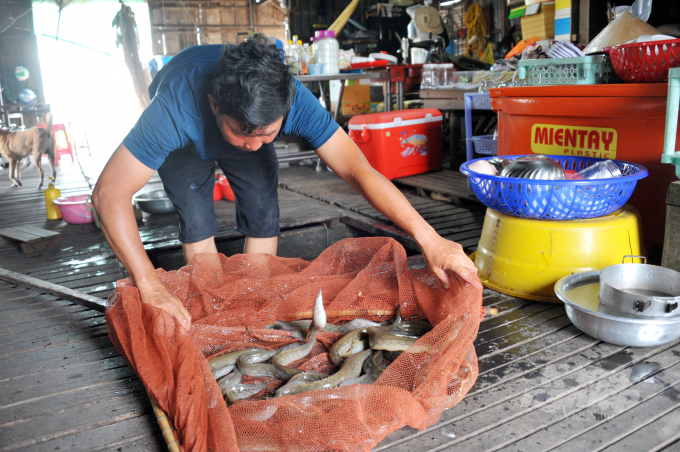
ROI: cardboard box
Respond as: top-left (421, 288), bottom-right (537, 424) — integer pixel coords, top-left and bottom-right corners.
top-left (341, 84), bottom-right (371, 116)
top-left (521, 2), bottom-right (555, 39)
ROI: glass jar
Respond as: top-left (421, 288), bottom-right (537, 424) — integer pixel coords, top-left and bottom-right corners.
top-left (436, 63), bottom-right (453, 88)
top-left (421, 64), bottom-right (436, 89)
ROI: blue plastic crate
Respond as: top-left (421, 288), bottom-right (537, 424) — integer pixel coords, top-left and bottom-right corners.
top-left (460, 155), bottom-right (648, 220)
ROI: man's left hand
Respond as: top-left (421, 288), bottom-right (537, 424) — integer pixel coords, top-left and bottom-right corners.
top-left (418, 232), bottom-right (479, 288)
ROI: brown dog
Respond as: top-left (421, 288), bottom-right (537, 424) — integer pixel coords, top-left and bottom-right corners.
top-left (0, 113), bottom-right (56, 189)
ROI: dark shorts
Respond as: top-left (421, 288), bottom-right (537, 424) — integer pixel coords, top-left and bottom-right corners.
top-left (157, 144), bottom-right (279, 243)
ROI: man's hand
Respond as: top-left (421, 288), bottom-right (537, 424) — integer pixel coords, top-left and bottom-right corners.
top-left (138, 279), bottom-right (192, 330)
top-left (417, 231), bottom-right (479, 287)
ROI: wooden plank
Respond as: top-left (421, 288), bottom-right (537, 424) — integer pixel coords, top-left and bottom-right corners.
top-left (19, 235), bottom-right (60, 254)
top-left (0, 267), bottom-right (106, 312)
top-left (21, 225), bottom-right (60, 239)
top-left (0, 226), bottom-right (43, 243)
top-left (21, 411), bottom-right (159, 452)
top-left (0, 308), bottom-right (100, 340)
top-left (443, 343), bottom-right (680, 452)
top-left (0, 392), bottom-right (151, 450)
top-left (498, 355), bottom-right (680, 452)
top-left (0, 357), bottom-right (132, 401)
top-left (0, 314), bottom-right (105, 348)
top-left (99, 434), bottom-right (167, 452)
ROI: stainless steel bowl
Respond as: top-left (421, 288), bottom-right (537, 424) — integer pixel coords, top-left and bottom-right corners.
top-left (133, 190), bottom-right (175, 215)
top-left (500, 155), bottom-right (566, 180)
top-left (555, 271), bottom-right (680, 347)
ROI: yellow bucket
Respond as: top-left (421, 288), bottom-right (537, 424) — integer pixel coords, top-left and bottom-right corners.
top-left (473, 204), bottom-right (646, 303)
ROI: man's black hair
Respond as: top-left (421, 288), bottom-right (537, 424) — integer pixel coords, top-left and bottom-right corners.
top-left (211, 38), bottom-right (296, 135)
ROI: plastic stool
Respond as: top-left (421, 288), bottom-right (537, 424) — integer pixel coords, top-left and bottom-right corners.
top-left (37, 123), bottom-right (74, 164)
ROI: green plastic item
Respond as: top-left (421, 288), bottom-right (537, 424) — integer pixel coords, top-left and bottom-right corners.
top-left (663, 67), bottom-right (680, 179)
top-left (518, 55), bottom-right (615, 85)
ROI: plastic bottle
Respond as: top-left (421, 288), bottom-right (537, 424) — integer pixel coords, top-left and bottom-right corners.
top-left (288, 39), bottom-right (300, 74)
top-left (301, 43), bottom-right (311, 75)
top-left (44, 177), bottom-right (62, 220)
top-left (296, 40), bottom-right (304, 73)
top-left (288, 36), bottom-right (300, 75)
top-left (312, 30), bottom-right (339, 74)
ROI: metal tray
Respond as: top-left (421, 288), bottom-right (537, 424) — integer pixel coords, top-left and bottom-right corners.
top-left (554, 271), bottom-right (680, 347)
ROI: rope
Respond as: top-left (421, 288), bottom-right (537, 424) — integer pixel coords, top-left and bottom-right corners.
top-left (464, 3), bottom-right (486, 59)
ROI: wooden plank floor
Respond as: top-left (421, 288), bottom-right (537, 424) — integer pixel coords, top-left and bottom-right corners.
top-left (2, 153), bottom-right (678, 451)
top-left (279, 166), bottom-right (486, 252)
top-left (394, 170), bottom-right (479, 203)
top-left (3, 267), bottom-right (680, 451)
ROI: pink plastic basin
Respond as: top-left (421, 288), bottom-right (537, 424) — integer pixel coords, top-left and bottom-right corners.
top-left (52, 194), bottom-right (94, 224)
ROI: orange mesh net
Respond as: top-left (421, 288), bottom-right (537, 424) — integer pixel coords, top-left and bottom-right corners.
top-left (106, 237), bottom-right (484, 452)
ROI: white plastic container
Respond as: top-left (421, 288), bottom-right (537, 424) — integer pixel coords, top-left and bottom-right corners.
top-left (421, 64), bottom-right (436, 89)
top-left (313, 30), bottom-right (339, 74)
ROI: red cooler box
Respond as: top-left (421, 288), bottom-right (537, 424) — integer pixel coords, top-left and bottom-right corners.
top-left (348, 109), bottom-right (442, 180)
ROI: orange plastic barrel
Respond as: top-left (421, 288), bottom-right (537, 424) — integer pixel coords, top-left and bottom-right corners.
top-left (490, 83), bottom-right (680, 257)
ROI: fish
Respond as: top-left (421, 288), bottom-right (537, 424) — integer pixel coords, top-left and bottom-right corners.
top-left (275, 371), bottom-right (328, 393)
top-left (362, 351), bottom-right (385, 383)
top-left (265, 317), bottom-right (384, 335)
top-left (217, 367), bottom-right (242, 396)
top-left (329, 328), bottom-right (370, 367)
top-left (225, 382), bottom-right (270, 405)
top-left (275, 350), bottom-right (373, 397)
top-left (329, 308), bottom-right (402, 366)
top-left (236, 349), bottom-right (302, 381)
top-left (209, 347), bottom-right (265, 380)
top-left (339, 374), bottom-right (373, 387)
top-left (396, 319), bottom-right (433, 337)
top-left (368, 331), bottom-right (418, 352)
top-left (383, 350), bottom-right (403, 362)
top-left (272, 290), bottom-right (326, 367)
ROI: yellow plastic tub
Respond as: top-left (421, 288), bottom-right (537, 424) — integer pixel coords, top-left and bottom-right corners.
top-left (473, 204), bottom-right (645, 303)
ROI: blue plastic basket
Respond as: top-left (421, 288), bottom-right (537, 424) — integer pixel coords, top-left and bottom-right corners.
top-left (469, 135), bottom-right (498, 155)
top-left (460, 155), bottom-right (648, 220)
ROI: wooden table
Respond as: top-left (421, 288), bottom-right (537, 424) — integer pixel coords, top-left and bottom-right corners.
top-left (419, 88), bottom-right (479, 170)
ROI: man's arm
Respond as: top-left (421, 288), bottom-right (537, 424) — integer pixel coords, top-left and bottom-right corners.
top-left (92, 143), bottom-right (192, 329)
top-left (316, 128), bottom-right (478, 286)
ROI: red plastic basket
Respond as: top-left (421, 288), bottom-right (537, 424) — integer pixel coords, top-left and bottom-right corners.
top-left (606, 38), bottom-right (680, 83)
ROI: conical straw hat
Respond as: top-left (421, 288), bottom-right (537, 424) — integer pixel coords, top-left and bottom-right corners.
top-left (415, 6), bottom-right (445, 35)
top-left (584, 10), bottom-right (660, 54)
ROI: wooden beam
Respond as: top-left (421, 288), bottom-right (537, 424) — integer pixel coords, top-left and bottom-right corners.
top-left (0, 267), bottom-right (107, 312)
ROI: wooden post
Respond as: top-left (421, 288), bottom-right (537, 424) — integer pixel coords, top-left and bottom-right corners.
top-left (0, 267), bottom-right (107, 312)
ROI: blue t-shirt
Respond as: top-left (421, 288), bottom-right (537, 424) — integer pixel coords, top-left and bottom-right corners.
top-left (124, 45), bottom-right (339, 170)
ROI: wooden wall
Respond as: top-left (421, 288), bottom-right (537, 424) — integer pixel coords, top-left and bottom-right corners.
top-left (288, 0), bottom-right (371, 43)
top-left (147, 0), bottom-right (286, 55)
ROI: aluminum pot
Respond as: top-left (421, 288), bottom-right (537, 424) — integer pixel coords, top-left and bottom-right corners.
top-left (555, 271), bottom-right (680, 347)
top-left (599, 256), bottom-right (680, 317)
top-left (133, 190), bottom-right (175, 215)
top-left (500, 155), bottom-right (565, 180)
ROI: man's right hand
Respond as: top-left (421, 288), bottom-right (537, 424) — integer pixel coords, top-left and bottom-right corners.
top-left (138, 278), bottom-right (192, 330)
top-left (93, 143), bottom-right (192, 331)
